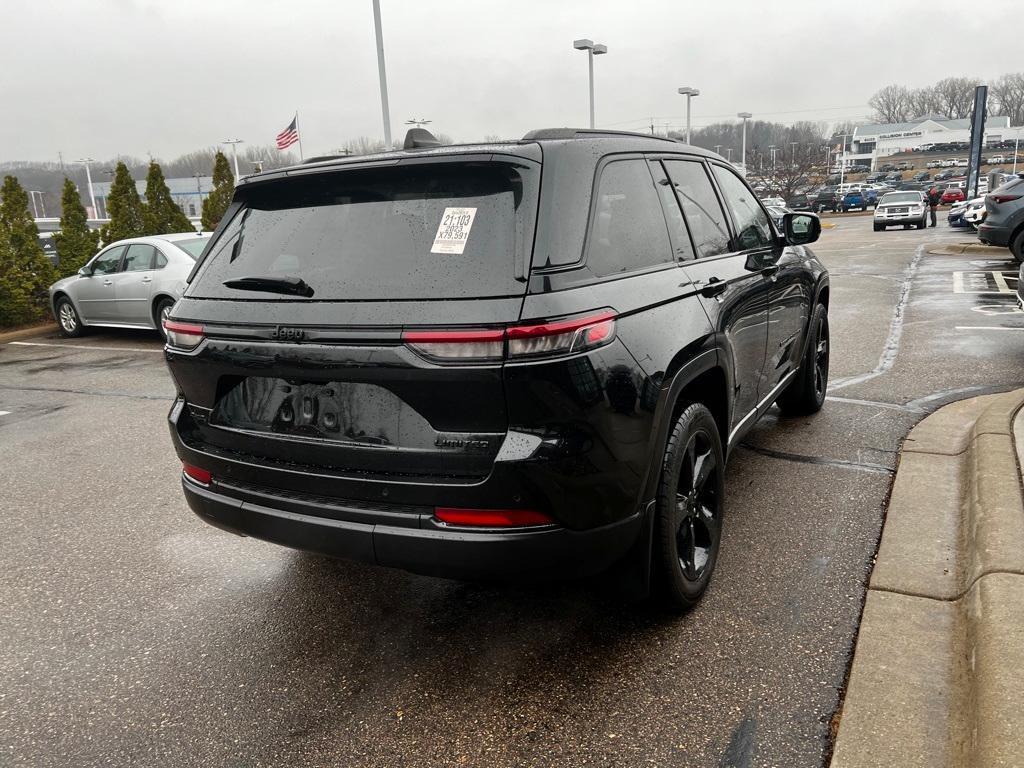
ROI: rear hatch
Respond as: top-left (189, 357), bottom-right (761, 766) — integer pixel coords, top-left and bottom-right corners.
top-left (167, 155), bottom-right (540, 485)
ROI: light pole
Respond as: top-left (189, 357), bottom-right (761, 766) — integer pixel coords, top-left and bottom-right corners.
top-left (405, 118), bottom-right (432, 129)
top-left (222, 139), bottom-right (244, 179)
top-left (28, 191), bottom-right (46, 218)
top-left (726, 147), bottom-right (733, 162)
top-left (372, 0), bottom-right (392, 147)
top-left (573, 38), bottom-right (607, 129)
top-left (1014, 128), bottom-right (1020, 175)
top-left (714, 144), bottom-right (722, 156)
top-left (74, 158), bottom-right (97, 218)
top-left (737, 112), bottom-right (752, 174)
top-left (790, 141), bottom-right (798, 168)
top-left (677, 87), bottom-right (699, 144)
top-left (768, 144), bottom-right (777, 171)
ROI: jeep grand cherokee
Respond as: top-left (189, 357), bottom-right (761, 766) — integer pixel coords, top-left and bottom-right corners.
top-left (164, 128), bottom-right (830, 610)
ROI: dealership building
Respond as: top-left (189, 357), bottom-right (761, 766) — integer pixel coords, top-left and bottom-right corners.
top-left (841, 115), bottom-right (1023, 168)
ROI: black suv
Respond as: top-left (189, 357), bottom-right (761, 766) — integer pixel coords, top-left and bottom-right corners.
top-left (165, 128), bottom-right (830, 610)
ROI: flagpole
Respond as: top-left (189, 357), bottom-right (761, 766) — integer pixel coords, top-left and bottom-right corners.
top-left (294, 111), bottom-right (304, 161)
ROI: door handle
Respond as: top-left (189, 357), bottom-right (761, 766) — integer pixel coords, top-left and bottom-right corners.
top-left (102, 280), bottom-right (113, 286)
top-left (141, 277), bottom-right (152, 283)
top-left (700, 276), bottom-right (727, 298)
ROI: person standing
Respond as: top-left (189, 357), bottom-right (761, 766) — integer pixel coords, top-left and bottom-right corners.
top-left (926, 185), bottom-right (941, 227)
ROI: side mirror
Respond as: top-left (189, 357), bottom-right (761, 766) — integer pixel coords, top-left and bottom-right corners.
top-left (782, 212), bottom-right (821, 246)
top-left (78, 267), bottom-right (91, 277)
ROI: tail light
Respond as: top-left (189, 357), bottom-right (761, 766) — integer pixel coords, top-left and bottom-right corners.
top-left (163, 320), bottom-right (205, 350)
top-left (990, 193), bottom-right (1021, 204)
top-left (182, 463), bottom-right (211, 485)
top-left (401, 310), bottom-right (616, 364)
top-left (435, 507), bottom-right (555, 527)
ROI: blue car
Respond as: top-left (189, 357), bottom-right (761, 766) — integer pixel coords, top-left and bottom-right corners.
top-left (947, 201), bottom-right (971, 228)
top-left (840, 190), bottom-right (872, 212)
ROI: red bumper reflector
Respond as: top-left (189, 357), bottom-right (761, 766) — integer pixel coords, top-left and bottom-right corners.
top-left (182, 463), bottom-right (212, 485)
top-left (435, 507), bottom-right (555, 527)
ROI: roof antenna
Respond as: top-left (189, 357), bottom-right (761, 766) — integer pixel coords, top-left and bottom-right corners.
top-left (403, 128), bottom-right (441, 150)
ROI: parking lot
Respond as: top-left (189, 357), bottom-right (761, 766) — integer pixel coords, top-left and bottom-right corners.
top-left (2, 216), bottom-right (1023, 767)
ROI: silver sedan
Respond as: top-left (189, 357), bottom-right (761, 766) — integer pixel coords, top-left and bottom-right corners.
top-left (49, 233), bottom-right (210, 339)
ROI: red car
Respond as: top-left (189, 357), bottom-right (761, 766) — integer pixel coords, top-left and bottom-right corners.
top-left (941, 188), bottom-right (966, 204)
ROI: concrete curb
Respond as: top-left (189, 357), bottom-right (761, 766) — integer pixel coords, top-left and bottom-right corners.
top-left (927, 243), bottom-right (1008, 256)
top-left (0, 322), bottom-right (57, 344)
top-left (831, 388), bottom-right (1024, 768)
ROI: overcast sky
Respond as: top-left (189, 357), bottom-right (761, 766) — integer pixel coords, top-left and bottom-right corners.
top-left (3, 0), bottom-right (1021, 163)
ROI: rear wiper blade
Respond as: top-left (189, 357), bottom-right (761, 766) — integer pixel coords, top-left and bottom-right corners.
top-left (222, 275), bottom-right (315, 297)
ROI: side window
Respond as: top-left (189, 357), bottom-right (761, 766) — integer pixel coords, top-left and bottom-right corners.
top-left (154, 250), bottom-right (168, 269)
top-left (649, 161), bottom-right (695, 261)
top-left (123, 244), bottom-right (157, 272)
top-left (712, 165), bottom-right (773, 250)
top-left (90, 245), bottom-right (126, 275)
top-left (663, 160), bottom-right (731, 258)
top-left (586, 159), bottom-right (673, 277)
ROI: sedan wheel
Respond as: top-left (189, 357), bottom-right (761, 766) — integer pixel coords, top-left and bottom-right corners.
top-left (56, 298), bottom-right (85, 338)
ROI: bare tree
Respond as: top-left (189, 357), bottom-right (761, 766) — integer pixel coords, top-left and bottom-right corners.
top-left (992, 73), bottom-right (1024, 126)
top-left (743, 143), bottom-right (826, 202)
top-left (868, 85), bottom-right (911, 124)
top-left (906, 86), bottom-right (938, 119)
top-left (932, 77), bottom-right (982, 119)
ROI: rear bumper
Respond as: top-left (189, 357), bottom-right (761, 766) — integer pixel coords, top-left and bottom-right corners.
top-left (182, 476), bottom-right (645, 581)
top-left (977, 223), bottom-right (1010, 247)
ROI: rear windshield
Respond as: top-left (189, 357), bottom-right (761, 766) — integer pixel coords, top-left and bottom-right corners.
top-left (173, 237), bottom-right (210, 260)
top-left (188, 162), bottom-right (537, 301)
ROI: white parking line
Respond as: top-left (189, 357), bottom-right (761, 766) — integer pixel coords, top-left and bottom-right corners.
top-left (954, 326), bottom-right (1024, 331)
top-left (0, 410), bottom-right (10, 416)
top-left (7, 341), bottom-right (162, 353)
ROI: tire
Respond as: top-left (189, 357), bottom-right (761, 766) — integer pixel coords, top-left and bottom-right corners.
top-left (55, 296), bottom-right (85, 338)
top-left (1010, 229), bottom-right (1024, 264)
top-left (653, 402), bottom-right (725, 613)
top-left (917, 217), bottom-right (926, 230)
top-left (777, 302), bottom-right (829, 417)
top-left (873, 223), bottom-right (883, 232)
top-left (153, 297), bottom-right (176, 341)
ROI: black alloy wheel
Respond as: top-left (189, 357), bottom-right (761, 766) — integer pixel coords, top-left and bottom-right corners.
top-left (777, 302), bottom-right (829, 416)
top-left (654, 403), bottom-right (725, 612)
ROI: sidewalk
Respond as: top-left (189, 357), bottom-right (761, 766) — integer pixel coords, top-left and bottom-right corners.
top-left (830, 389), bottom-right (1024, 768)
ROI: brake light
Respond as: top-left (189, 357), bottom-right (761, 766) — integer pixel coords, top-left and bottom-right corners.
top-left (435, 507), bottom-right (555, 527)
top-left (990, 194), bottom-right (1021, 204)
top-left (401, 310), bottom-right (617, 363)
top-left (401, 328), bottom-right (505, 362)
top-left (163, 320), bottom-right (205, 350)
top-left (182, 463), bottom-right (211, 485)
top-left (507, 311), bottom-right (616, 358)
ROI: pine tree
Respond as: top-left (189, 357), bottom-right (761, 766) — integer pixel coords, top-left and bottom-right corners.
top-left (52, 178), bottom-right (100, 277)
top-left (0, 175), bottom-right (56, 326)
top-left (103, 162), bottom-right (145, 243)
top-left (142, 161), bottom-right (194, 235)
top-left (200, 151), bottom-right (234, 231)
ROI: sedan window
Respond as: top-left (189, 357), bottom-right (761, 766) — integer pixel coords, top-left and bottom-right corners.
top-left (123, 244), bottom-right (158, 272)
top-left (90, 245), bottom-right (126, 275)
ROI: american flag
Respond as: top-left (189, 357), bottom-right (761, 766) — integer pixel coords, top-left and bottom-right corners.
top-left (276, 116), bottom-right (299, 150)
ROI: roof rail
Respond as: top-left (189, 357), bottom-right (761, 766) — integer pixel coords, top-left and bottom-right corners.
top-left (521, 128), bottom-right (681, 144)
top-left (302, 154), bottom-right (351, 164)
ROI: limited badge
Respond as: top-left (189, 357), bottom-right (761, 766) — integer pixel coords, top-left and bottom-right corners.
top-left (430, 207), bottom-right (477, 254)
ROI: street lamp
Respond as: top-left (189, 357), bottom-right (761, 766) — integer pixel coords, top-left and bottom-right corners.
top-left (405, 118), bottom-right (432, 129)
top-left (737, 112), bottom-right (752, 173)
top-left (573, 38), bottom-right (608, 129)
top-left (768, 144), bottom-right (777, 171)
top-left (73, 158), bottom-right (97, 218)
top-left (677, 87), bottom-right (699, 144)
top-left (790, 141), bottom-right (798, 167)
top-left (372, 0), bottom-right (392, 147)
top-left (221, 139), bottom-right (244, 179)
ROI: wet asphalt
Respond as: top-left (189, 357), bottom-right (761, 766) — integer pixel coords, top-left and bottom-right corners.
top-left (2, 215), bottom-right (1023, 768)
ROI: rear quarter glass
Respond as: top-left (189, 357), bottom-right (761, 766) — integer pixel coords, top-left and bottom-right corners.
top-left (188, 162), bottom-right (539, 301)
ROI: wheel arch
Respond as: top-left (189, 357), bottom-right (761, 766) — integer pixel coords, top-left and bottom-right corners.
top-left (150, 293), bottom-right (177, 328)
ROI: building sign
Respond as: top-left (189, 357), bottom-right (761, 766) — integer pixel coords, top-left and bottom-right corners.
top-left (878, 131), bottom-right (923, 139)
